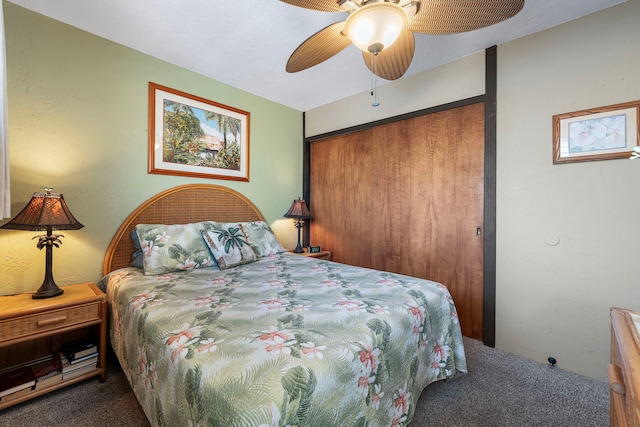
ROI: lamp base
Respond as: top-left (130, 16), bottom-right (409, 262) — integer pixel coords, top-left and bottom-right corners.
top-left (293, 223), bottom-right (305, 253)
top-left (32, 233), bottom-right (65, 299)
top-left (32, 281), bottom-right (64, 299)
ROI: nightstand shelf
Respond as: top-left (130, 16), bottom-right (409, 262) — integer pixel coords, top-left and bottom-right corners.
top-left (0, 282), bottom-right (107, 410)
top-left (290, 249), bottom-right (331, 261)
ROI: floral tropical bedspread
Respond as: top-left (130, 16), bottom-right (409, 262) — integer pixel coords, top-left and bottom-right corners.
top-left (100, 253), bottom-right (467, 427)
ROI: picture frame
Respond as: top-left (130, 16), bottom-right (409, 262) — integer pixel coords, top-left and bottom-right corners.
top-left (148, 82), bottom-right (250, 181)
top-left (552, 100), bottom-right (640, 164)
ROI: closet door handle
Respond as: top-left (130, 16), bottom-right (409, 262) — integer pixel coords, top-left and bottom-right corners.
top-left (476, 227), bottom-right (482, 236)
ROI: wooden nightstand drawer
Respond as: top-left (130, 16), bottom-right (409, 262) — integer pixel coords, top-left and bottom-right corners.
top-left (0, 302), bottom-right (101, 345)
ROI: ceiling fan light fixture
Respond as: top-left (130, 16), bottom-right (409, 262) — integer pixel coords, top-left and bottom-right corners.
top-left (344, 2), bottom-right (407, 54)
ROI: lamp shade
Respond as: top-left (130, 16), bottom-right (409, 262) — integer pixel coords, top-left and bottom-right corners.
top-left (344, 2), bottom-right (407, 54)
top-left (283, 198), bottom-right (312, 219)
top-left (0, 189), bottom-right (84, 231)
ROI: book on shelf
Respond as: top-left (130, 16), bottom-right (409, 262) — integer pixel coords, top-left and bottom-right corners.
top-left (61, 354), bottom-right (98, 373)
top-left (62, 363), bottom-right (97, 381)
top-left (62, 339), bottom-right (98, 361)
top-left (31, 357), bottom-right (61, 380)
top-left (35, 373), bottom-right (62, 390)
top-left (31, 357), bottom-right (62, 390)
top-left (69, 351), bottom-right (99, 365)
top-left (0, 385), bottom-right (33, 402)
top-left (0, 366), bottom-right (36, 398)
top-left (58, 352), bottom-right (71, 372)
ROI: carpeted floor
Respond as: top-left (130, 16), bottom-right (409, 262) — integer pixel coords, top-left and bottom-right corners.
top-left (412, 338), bottom-right (609, 426)
top-left (0, 337), bottom-right (609, 426)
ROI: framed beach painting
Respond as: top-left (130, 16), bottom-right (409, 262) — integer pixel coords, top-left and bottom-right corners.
top-left (553, 100), bottom-right (640, 164)
top-left (148, 82), bottom-right (250, 181)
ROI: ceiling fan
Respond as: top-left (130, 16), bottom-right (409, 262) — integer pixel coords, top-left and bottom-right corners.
top-left (282, 0), bottom-right (525, 81)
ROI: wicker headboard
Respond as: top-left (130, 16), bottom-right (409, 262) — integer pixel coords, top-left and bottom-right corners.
top-left (102, 184), bottom-right (265, 275)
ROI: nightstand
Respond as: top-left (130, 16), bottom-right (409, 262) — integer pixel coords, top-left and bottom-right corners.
top-left (290, 249), bottom-right (332, 261)
top-left (0, 282), bottom-right (107, 410)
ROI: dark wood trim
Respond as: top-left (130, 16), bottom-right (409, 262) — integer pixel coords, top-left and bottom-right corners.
top-left (483, 45), bottom-right (497, 347)
top-left (306, 95), bottom-right (485, 143)
top-left (302, 112), bottom-right (311, 247)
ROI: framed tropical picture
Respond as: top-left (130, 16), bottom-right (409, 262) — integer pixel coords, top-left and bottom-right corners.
top-left (552, 100), bottom-right (639, 164)
top-left (148, 82), bottom-right (250, 181)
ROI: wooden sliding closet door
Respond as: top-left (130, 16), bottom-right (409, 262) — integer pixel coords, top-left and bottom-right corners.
top-left (310, 102), bottom-right (485, 339)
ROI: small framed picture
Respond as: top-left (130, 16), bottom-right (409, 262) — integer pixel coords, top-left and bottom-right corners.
top-left (552, 100), bottom-right (639, 164)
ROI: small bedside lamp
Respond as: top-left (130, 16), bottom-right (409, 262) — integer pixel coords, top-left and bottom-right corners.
top-left (1, 188), bottom-right (84, 299)
top-left (284, 197), bottom-right (312, 254)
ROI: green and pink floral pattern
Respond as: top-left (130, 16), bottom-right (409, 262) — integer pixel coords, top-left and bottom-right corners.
top-left (101, 253), bottom-right (466, 427)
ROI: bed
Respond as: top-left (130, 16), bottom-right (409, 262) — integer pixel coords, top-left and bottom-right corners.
top-left (100, 184), bottom-right (467, 427)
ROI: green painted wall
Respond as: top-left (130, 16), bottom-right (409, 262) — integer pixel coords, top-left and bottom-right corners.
top-left (1, 2), bottom-right (303, 295)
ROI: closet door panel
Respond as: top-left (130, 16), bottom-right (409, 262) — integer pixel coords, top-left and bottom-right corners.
top-left (310, 102), bottom-right (484, 339)
top-left (309, 130), bottom-right (374, 268)
top-left (417, 103), bottom-right (485, 340)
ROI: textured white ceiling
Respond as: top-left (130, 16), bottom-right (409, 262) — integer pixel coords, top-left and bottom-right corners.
top-left (8, 0), bottom-right (626, 111)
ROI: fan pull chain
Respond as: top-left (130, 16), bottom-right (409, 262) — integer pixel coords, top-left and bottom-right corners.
top-left (370, 52), bottom-right (380, 107)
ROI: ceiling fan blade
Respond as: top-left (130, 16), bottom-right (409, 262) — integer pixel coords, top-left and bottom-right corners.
top-left (279, 0), bottom-right (345, 12)
top-left (286, 21), bottom-right (351, 73)
top-left (362, 30), bottom-right (415, 80)
top-left (407, 0), bottom-right (525, 34)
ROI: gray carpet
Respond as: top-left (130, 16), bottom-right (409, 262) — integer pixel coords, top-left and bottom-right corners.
top-left (413, 338), bottom-right (609, 426)
top-left (0, 338), bottom-right (609, 426)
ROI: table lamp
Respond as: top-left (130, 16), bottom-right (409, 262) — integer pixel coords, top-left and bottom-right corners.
top-left (283, 197), bottom-right (312, 253)
top-left (1, 188), bottom-right (84, 298)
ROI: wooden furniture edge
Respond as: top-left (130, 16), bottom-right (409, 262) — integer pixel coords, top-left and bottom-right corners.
top-left (0, 282), bottom-right (104, 322)
top-left (610, 307), bottom-right (640, 426)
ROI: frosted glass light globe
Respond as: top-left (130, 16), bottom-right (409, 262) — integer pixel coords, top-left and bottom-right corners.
top-left (344, 3), bottom-right (407, 54)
